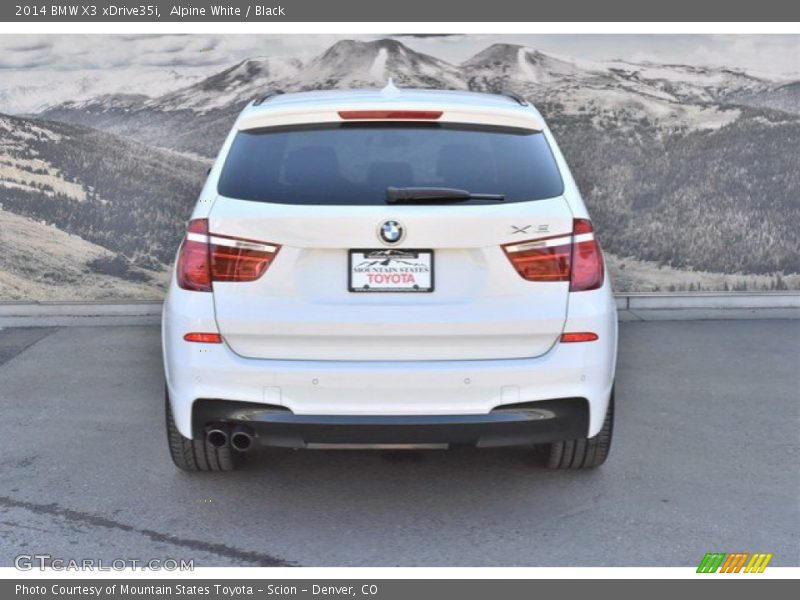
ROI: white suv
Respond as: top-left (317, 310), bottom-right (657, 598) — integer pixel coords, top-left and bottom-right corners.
top-left (162, 86), bottom-right (618, 471)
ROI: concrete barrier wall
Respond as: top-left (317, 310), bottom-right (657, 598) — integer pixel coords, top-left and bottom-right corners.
top-left (617, 292), bottom-right (800, 310)
top-left (1, 293), bottom-right (798, 327)
top-left (0, 301), bottom-right (163, 317)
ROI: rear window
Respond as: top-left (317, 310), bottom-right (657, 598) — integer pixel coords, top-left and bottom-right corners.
top-left (218, 123), bottom-right (564, 205)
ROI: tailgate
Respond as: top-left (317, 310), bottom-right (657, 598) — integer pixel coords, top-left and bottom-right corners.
top-left (210, 197), bottom-right (572, 361)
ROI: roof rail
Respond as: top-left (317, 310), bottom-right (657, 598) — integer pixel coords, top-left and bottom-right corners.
top-left (498, 90), bottom-right (529, 106)
top-left (253, 89), bottom-right (285, 106)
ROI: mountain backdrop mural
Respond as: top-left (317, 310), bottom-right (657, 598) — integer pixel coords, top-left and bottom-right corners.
top-left (1, 36), bottom-right (799, 300)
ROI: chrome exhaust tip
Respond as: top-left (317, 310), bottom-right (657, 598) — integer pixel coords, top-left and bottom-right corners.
top-left (205, 427), bottom-right (229, 448)
top-left (230, 425), bottom-right (255, 452)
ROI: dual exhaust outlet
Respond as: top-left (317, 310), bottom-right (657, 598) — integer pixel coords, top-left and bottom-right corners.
top-left (206, 424), bottom-right (255, 452)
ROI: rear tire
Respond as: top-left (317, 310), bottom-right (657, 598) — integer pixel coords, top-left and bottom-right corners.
top-left (545, 388), bottom-right (614, 469)
top-left (165, 387), bottom-right (241, 472)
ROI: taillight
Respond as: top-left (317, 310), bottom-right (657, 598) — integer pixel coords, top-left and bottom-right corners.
top-left (176, 218), bottom-right (212, 292)
top-left (338, 110), bottom-right (443, 120)
top-left (502, 218), bottom-right (604, 291)
top-left (569, 219), bottom-right (604, 292)
top-left (176, 218), bottom-right (280, 292)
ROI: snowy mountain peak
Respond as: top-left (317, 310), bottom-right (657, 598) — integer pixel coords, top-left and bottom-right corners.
top-left (317, 38), bottom-right (409, 64)
top-left (304, 38), bottom-right (465, 89)
top-left (143, 56), bottom-right (302, 112)
top-left (463, 43), bottom-right (526, 65)
top-left (216, 56), bottom-right (302, 84)
top-left (181, 56), bottom-right (301, 96)
top-left (463, 44), bottom-right (595, 86)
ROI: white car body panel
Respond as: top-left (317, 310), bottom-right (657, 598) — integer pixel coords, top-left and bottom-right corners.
top-left (209, 196), bottom-right (573, 361)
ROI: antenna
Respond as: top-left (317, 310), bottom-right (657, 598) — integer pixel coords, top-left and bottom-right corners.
top-left (499, 90), bottom-right (529, 106)
top-left (381, 78), bottom-right (400, 96)
top-left (253, 89), bottom-right (285, 106)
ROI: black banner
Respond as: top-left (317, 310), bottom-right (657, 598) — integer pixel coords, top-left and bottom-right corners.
top-left (3, 0), bottom-right (800, 22)
top-left (4, 579), bottom-right (795, 600)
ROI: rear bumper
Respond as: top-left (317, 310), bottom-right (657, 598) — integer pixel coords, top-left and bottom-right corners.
top-left (163, 276), bottom-right (618, 440)
top-left (193, 398), bottom-right (589, 448)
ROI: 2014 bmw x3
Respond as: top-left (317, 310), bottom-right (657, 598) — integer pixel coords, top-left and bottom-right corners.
top-left (162, 85), bottom-right (618, 471)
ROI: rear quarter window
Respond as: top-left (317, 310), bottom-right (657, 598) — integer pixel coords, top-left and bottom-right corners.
top-left (218, 123), bottom-right (564, 205)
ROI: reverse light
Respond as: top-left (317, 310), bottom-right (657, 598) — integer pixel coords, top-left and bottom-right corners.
top-left (176, 218), bottom-right (280, 292)
top-left (560, 332), bottom-right (599, 343)
top-left (183, 332), bottom-right (223, 343)
top-left (209, 233), bottom-right (281, 283)
top-left (338, 110), bottom-right (443, 120)
top-left (501, 233), bottom-right (571, 282)
top-left (502, 218), bottom-right (605, 292)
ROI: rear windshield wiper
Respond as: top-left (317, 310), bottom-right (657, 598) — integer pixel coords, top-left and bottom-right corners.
top-left (385, 187), bottom-right (505, 204)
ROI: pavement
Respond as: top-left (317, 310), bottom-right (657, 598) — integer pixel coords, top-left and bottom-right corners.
top-left (0, 321), bottom-right (797, 567)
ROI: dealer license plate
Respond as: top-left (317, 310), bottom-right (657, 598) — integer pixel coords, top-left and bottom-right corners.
top-left (348, 249), bottom-right (434, 292)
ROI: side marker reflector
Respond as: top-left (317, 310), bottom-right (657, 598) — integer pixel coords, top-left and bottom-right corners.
top-left (560, 332), bottom-right (599, 343)
top-left (184, 332), bottom-right (223, 343)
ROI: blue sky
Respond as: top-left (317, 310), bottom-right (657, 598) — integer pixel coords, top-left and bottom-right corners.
top-left (0, 34), bottom-right (798, 77)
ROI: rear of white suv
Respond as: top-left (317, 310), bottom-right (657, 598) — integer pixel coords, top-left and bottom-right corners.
top-left (162, 87), bottom-right (617, 471)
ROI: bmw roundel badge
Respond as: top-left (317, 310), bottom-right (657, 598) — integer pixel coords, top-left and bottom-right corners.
top-left (378, 220), bottom-right (405, 245)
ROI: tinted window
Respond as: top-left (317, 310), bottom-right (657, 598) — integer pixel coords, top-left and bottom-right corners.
top-left (218, 123), bottom-right (564, 205)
